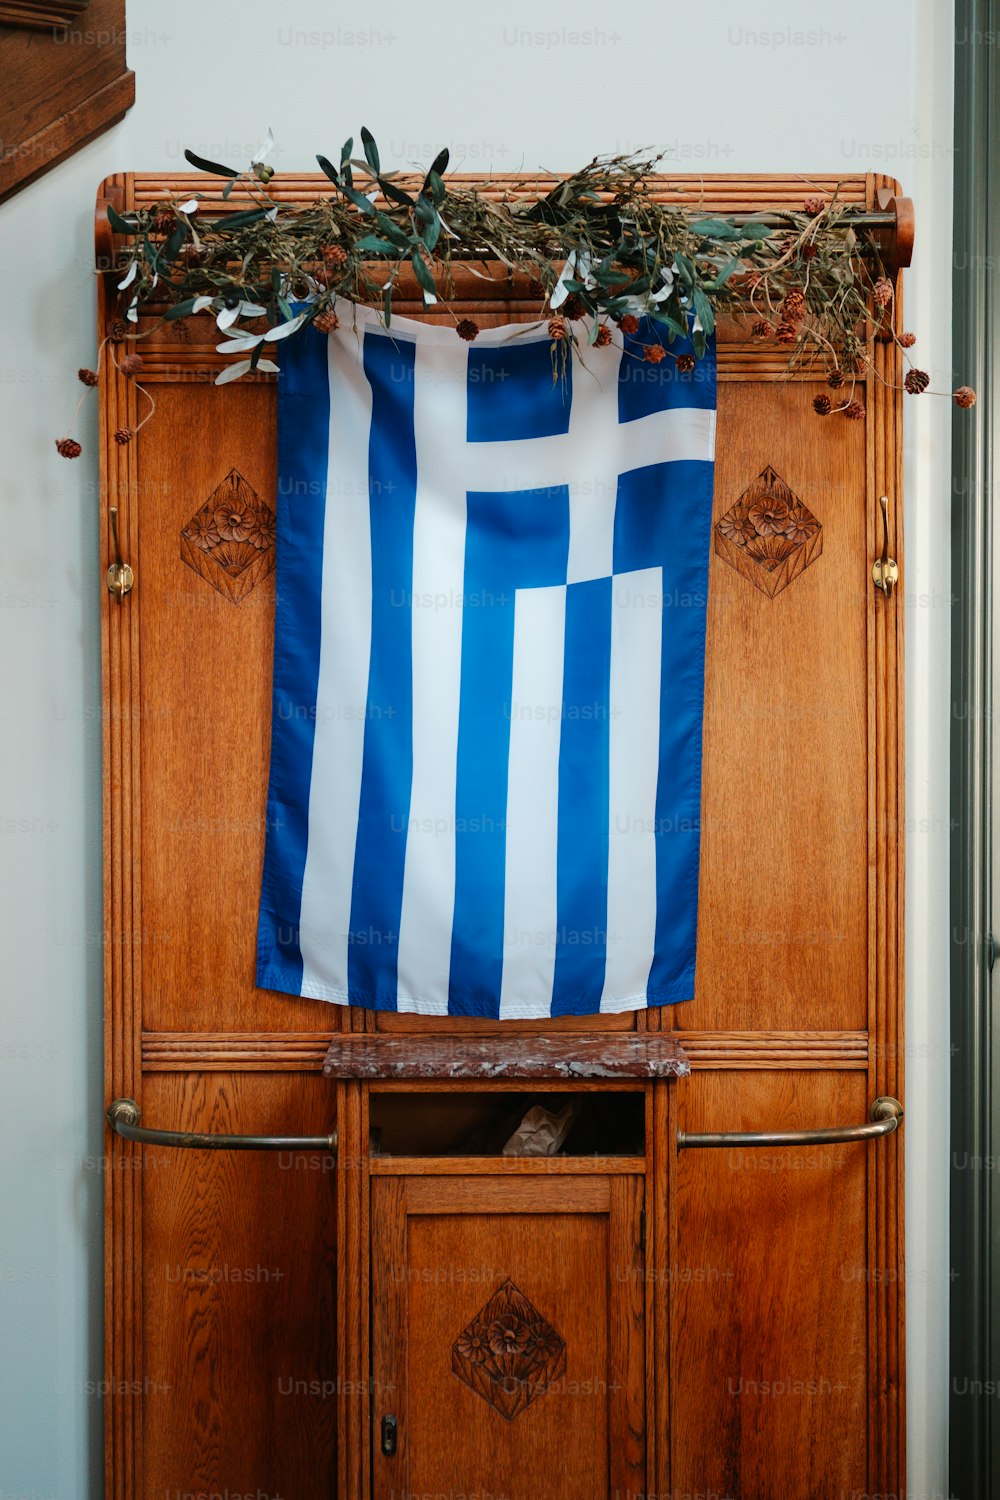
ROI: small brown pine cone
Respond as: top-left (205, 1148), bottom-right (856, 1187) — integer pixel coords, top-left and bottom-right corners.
top-left (676, 353), bottom-right (696, 373)
top-left (899, 331), bottom-right (916, 348)
top-left (802, 243), bottom-right (818, 261)
top-left (782, 289), bottom-right (806, 321)
top-left (873, 276), bottom-right (894, 307)
top-left (151, 208), bottom-right (173, 235)
top-left (562, 294), bottom-right (585, 320)
top-left (108, 319), bottom-right (128, 343)
top-left (904, 368), bottom-right (930, 395)
top-left (455, 318), bottom-right (480, 342)
top-left (313, 309), bottom-right (340, 334)
top-left (78, 367), bottom-right (99, 387)
top-left (114, 427), bottom-right (134, 445)
top-left (644, 344), bottom-right (666, 364)
top-left (827, 369), bottom-right (845, 389)
top-left (804, 195), bottom-right (826, 216)
top-left (955, 385), bottom-right (977, 409)
top-left (619, 313), bottom-right (640, 335)
top-left (594, 324), bottom-right (613, 348)
top-left (120, 353), bottom-right (144, 376)
top-left (548, 316), bottom-right (568, 341)
top-left (813, 394), bottom-right (833, 416)
top-left (751, 319), bottom-right (773, 338)
top-left (322, 244), bottom-right (349, 266)
top-left (55, 437), bottom-right (82, 458)
top-left (775, 321), bottom-right (798, 344)
top-left (845, 400), bottom-right (866, 421)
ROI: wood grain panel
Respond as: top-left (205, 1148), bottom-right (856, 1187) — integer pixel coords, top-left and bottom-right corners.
top-left (140, 1073), bottom-right (337, 1500)
top-left (690, 380), bottom-right (868, 1033)
top-left (669, 1070), bottom-right (870, 1500)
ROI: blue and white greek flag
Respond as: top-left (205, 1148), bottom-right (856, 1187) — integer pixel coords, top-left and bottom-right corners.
top-left (256, 299), bottom-right (716, 1018)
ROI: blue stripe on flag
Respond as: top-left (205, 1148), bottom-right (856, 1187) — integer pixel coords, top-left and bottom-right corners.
top-left (256, 324), bottom-right (331, 995)
top-left (618, 316), bottom-right (717, 424)
top-left (449, 485), bottom-right (571, 1016)
top-left (346, 332), bottom-right (419, 1009)
top-left (614, 449), bottom-right (715, 1004)
top-left (550, 575), bottom-right (612, 1015)
top-left (467, 338), bottom-right (572, 442)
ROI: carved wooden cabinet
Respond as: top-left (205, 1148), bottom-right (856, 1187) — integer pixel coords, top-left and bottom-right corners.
top-left (99, 171), bottom-right (907, 1500)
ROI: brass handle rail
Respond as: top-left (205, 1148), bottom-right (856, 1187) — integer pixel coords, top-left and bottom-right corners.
top-left (677, 1096), bottom-right (903, 1149)
top-left (107, 1098), bottom-right (338, 1155)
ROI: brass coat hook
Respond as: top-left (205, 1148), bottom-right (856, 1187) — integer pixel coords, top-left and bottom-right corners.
top-left (106, 506), bottom-right (134, 602)
top-left (871, 495), bottom-right (899, 599)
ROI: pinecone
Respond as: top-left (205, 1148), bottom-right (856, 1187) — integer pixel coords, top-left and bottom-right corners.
top-left (619, 314), bottom-right (640, 335)
top-left (802, 243), bottom-right (818, 261)
top-left (548, 316), bottom-right (568, 341)
top-left (676, 353), bottom-right (696, 373)
top-left (78, 368), bottom-right (99, 387)
top-left (562, 294), bottom-right (585, 320)
top-left (827, 369), bottom-right (845, 389)
top-left (644, 344), bottom-right (666, 364)
top-left (55, 437), bottom-right (82, 458)
top-left (955, 385), bottom-right (977, 408)
top-left (751, 319), bottom-right (773, 338)
top-left (594, 324), bottom-right (613, 348)
top-left (120, 353), bottom-right (143, 376)
top-left (322, 244), bottom-right (349, 267)
top-left (782, 289), bottom-right (806, 321)
top-left (108, 319), bottom-right (128, 343)
top-left (313, 309), bottom-right (340, 334)
top-left (114, 427), bottom-right (134, 445)
top-left (455, 318), bottom-right (480, 342)
top-left (898, 331), bottom-right (916, 348)
top-left (775, 321), bottom-right (798, 344)
top-left (804, 195), bottom-right (826, 216)
top-left (151, 207), bottom-right (173, 235)
top-left (844, 400), bottom-right (866, 421)
top-left (873, 277), bottom-right (894, 308)
top-left (813, 394), bottom-right (833, 416)
top-left (904, 368), bottom-right (930, 395)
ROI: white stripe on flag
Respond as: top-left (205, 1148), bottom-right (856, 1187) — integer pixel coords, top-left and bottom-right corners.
top-left (297, 330), bottom-right (374, 999)
top-left (460, 403), bottom-right (715, 496)
top-left (563, 339), bottom-right (624, 584)
top-left (395, 338), bottom-right (468, 1011)
top-left (601, 566), bottom-right (663, 1010)
top-left (499, 582), bottom-right (567, 1018)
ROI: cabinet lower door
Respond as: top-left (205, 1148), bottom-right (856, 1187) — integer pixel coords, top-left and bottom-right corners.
top-left (370, 1173), bottom-right (644, 1500)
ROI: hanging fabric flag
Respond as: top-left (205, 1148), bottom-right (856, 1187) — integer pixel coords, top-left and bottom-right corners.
top-left (256, 300), bottom-right (716, 1018)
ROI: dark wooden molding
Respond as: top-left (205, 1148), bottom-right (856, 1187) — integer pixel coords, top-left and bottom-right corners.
top-left (323, 1032), bottom-right (691, 1081)
top-left (0, 0), bottom-right (88, 25)
top-left (0, 0), bottom-right (133, 203)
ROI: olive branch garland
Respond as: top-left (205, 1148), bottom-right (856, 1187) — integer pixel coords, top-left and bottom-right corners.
top-left (57, 128), bottom-right (975, 458)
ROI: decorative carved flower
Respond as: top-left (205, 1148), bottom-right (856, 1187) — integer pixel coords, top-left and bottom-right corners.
top-left (252, 512), bottom-right (277, 551)
top-left (747, 496), bottom-right (792, 536)
top-left (718, 511), bottom-right (756, 548)
top-left (455, 1328), bottom-right (489, 1362)
top-left (784, 507), bottom-right (820, 545)
top-left (488, 1315), bottom-right (532, 1358)
top-left (213, 500), bottom-right (258, 543)
top-left (184, 511), bottom-right (221, 551)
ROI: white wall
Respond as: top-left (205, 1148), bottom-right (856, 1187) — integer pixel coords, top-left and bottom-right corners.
top-left (0, 1), bottom-right (953, 1494)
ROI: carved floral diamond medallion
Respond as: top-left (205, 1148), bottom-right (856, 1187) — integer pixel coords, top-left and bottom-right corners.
top-left (714, 465), bottom-right (823, 599)
top-left (180, 468), bottom-right (276, 603)
top-left (452, 1278), bottom-right (566, 1422)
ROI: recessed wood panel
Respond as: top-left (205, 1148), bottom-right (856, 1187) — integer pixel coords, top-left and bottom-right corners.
top-left (669, 1070), bottom-right (871, 1500)
top-left (691, 382), bottom-right (868, 1033)
top-left (140, 1073), bottom-right (337, 1497)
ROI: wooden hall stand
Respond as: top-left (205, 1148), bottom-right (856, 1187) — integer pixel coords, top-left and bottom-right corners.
top-left (100, 171), bottom-right (909, 1500)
